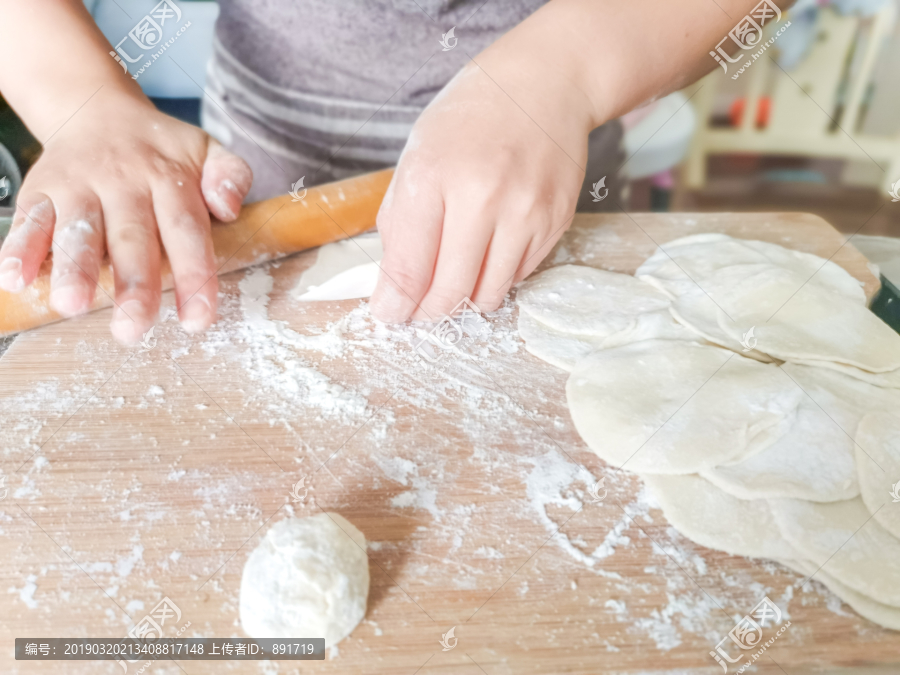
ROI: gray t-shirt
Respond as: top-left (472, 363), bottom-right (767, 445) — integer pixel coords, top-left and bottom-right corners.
top-left (203, 0), bottom-right (549, 201)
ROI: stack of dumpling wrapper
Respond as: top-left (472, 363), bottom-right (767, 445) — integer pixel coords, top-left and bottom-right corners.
top-left (517, 233), bottom-right (900, 629)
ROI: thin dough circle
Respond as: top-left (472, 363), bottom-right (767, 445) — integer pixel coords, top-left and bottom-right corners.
top-left (769, 497), bottom-right (900, 607)
top-left (855, 412), bottom-right (900, 539)
top-left (643, 474), bottom-right (796, 559)
top-left (566, 341), bottom-right (801, 473)
top-left (701, 399), bottom-right (858, 502)
top-left (778, 558), bottom-right (900, 631)
top-left (517, 265), bottom-right (671, 337)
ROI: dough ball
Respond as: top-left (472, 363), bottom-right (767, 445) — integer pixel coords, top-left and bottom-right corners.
top-left (565, 340), bottom-right (801, 473)
top-left (240, 513), bottom-right (369, 644)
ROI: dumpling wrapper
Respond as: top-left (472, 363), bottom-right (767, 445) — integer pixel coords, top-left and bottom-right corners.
top-left (296, 261), bottom-right (381, 301)
top-left (855, 412), bottom-right (900, 539)
top-left (293, 232), bottom-right (382, 301)
top-left (637, 234), bottom-right (865, 305)
top-left (643, 474), bottom-right (797, 559)
top-left (701, 398), bottom-right (858, 502)
top-left (769, 496), bottom-right (900, 607)
top-left (638, 234), bottom-right (870, 364)
top-left (517, 311), bottom-right (605, 372)
top-left (566, 341), bottom-right (801, 473)
top-left (717, 281), bottom-right (900, 373)
top-left (705, 361), bottom-right (891, 502)
top-left (517, 305), bottom-right (695, 372)
top-left (788, 359), bottom-right (900, 389)
top-left (780, 361), bottom-right (892, 430)
top-left (669, 288), bottom-right (772, 360)
top-left (517, 265), bottom-right (671, 337)
top-left (777, 557), bottom-right (900, 631)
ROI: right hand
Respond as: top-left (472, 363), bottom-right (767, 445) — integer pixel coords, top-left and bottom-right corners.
top-left (0, 90), bottom-right (252, 344)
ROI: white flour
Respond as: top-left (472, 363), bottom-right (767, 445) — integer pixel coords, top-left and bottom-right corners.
top-left (0, 251), bottom-right (880, 662)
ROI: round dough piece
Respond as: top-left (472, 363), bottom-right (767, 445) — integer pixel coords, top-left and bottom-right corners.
top-left (566, 341), bottom-right (802, 473)
top-left (740, 239), bottom-right (865, 304)
top-left (718, 282), bottom-right (900, 372)
top-left (643, 474), bottom-right (796, 559)
top-left (768, 497), bottom-right (900, 607)
top-left (637, 233), bottom-right (770, 299)
top-left (517, 265), bottom-right (671, 337)
top-left (788, 359), bottom-right (900, 389)
top-left (293, 232), bottom-right (382, 300)
top-left (855, 412), bottom-right (900, 539)
top-left (517, 311), bottom-right (605, 372)
top-left (669, 288), bottom-right (772, 360)
top-left (637, 234), bottom-right (865, 305)
top-left (518, 307), bottom-right (695, 372)
top-left (777, 558), bottom-right (900, 631)
top-left (780, 362), bottom-right (887, 431)
top-left (701, 398), bottom-right (858, 502)
top-left (240, 513), bottom-right (369, 644)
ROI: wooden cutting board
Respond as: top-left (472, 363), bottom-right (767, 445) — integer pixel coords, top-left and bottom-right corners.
top-left (0, 212), bottom-right (895, 675)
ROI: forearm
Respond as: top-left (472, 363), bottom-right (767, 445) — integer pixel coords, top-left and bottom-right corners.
top-left (477, 0), bottom-right (767, 130)
top-left (0, 0), bottom-right (147, 142)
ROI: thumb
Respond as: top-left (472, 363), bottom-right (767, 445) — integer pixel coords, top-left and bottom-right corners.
top-left (201, 138), bottom-right (253, 222)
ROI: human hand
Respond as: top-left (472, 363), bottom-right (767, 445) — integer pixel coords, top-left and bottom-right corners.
top-left (369, 52), bottom-right (593, 323)
top-left (0, 90), bottom-right (252, 344)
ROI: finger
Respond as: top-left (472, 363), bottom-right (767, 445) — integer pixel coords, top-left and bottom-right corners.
top-left (48, 194), bottom-right (105, 317)
top-left (470, 227), bottom-right (533, 312)
top-left (0, 193), bottom-right (55, 292)
top-left (201, 139), bottom-right (253, 222)
top-left (411, 200), bottom-right (494, 321)
top-left (103, 192), bottom-right (162, 345)
top-left (369, 172), bottom-right (444, 323)
top-left (511, 225), bottom-right (569, 285)
top-left (153, 177), bottom-right (218, 333)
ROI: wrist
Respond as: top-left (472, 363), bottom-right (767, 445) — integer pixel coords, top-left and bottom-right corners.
top-left (0, 0), bottom-right (150, 142)
top-left (472, 6), bottom-right (607, 137)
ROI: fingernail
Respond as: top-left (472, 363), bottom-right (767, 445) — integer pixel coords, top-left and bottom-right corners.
top-left (109, 299), bottom-right (150, 345)
top-left (0, 258), bottom-right (25, 293)
top-left (181, 295), bottom-right (212, 334)
top-left (28, 197), bottom-right (54, 223)
top-left (206, 180), bottom-right (239, 220)
top-left (371, 282), bottom-right (411, 323)
top-left (50, 272), bottom-right (96, 316)
top-left (10, 197), bottom-right (52, 230)
top-left (220, 179), bottom-right (239, 196)
top-left (113, 299), bottom-right (147, 326)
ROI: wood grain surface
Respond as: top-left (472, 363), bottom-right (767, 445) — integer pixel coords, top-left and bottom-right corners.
top-left (0, 212), bottom-right (895, 675)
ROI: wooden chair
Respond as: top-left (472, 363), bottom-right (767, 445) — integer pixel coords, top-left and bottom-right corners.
top-left (684, 3), bottom-right (900, 197)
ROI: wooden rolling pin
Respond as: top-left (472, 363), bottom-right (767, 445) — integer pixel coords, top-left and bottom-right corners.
top-left (0, 168), bottom-right (394, 337)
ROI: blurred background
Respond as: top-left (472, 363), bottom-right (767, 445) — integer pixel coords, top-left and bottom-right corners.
top-left (1, 0), bottom-right (898, 293)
